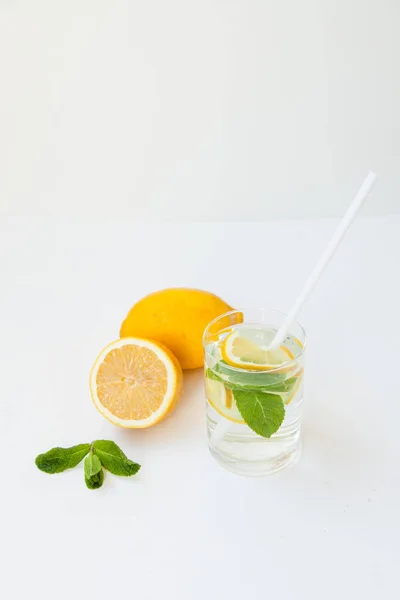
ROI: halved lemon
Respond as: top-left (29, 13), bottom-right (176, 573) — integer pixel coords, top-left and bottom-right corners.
top-left (90, 338), bottom-right (183, 428)
top-left (221, 329), bottom-right (294, 371)
top-left (205, 375), bottom-right (244, 423)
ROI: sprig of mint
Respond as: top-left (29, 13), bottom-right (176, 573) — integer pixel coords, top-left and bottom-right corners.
top-left (35, 440), bottom-right (141, 490)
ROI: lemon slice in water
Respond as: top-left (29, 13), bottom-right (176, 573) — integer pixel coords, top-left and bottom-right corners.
top-left (205, 375), bottom-right (244, 423)
top-left (221, 329), bottom-right (294, 371)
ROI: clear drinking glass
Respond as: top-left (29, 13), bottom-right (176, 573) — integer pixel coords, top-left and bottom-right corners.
top-left (203, 308), bottom-right (306, 476)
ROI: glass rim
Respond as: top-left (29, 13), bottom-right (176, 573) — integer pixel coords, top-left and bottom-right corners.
top-left (202, 307), bottom-right (307, 373)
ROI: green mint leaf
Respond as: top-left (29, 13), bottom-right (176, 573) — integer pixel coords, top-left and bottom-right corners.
top-left (233, 390), bottom-right (285, 438)
top-left (214, 361), bottom-right (287, 388)
top-left (84, 452), bottom-right (104, 489)
top-left (84, 451), bottom-right (102, 479)
top-left (93, 440), bottom-right (141, 477)
top-left (205, 368), bottom-right (223, 382)
top-left (85, 470), bottom-right (104, 489)
top-left (264, 376), bottom-right (298, 394)
top-left (35, 444), bottom-right (91, 474)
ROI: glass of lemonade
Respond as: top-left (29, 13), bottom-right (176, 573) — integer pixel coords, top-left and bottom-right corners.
top-left (203, 308), bottom-right (306, 476)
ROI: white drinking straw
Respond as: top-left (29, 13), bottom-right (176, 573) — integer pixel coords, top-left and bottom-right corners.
top-left (210, 172), bottom-right (377, 447)
top-left (268, 171), bottom-right (377, 349)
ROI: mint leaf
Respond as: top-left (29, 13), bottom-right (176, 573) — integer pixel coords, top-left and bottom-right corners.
top-left (214, 361), bottom-right (287, 388)
top-left (205, 368), bottom-right (223, 382)
top-left (210, 363), bottom-right (297, 392)
top-left (93, 440), bottom-right (141, 477)
top-left (85, 469), bottom-right (104, 489)
top-left (84, 452), bottom-right (104, 489)
top-left (35, 444), bottom-right (91, 474)
top-left (265, 376), bottom-right (298, 394)
top-left (84, 452), bottom-right (102, 479)
top-left (233, 390), bottom-right (285, 438)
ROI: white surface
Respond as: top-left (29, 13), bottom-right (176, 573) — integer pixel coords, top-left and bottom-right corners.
top-left (1, 1), bottom-right (399, 220)
top-left (1, 216), bottom-right (400, 599)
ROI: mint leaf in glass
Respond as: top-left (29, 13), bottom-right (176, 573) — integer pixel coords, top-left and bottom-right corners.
top-left (205, 368), bottom-right (223, 382)
top-left (93, 440), bottom-right (141, 477)
top-left (265, 376), bottom-right (298, 394)
top-left (84, 452), bottom-right (104, 489)
top-left (35, 444), bottom-right (91, 474)
top-left (233, 390), bottom-right (285, 438)
top-left (214, 360), bottom-right (288, 389)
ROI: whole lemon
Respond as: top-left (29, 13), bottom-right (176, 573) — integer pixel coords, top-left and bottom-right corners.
top-left (120, 288), bottom-right (233, 369)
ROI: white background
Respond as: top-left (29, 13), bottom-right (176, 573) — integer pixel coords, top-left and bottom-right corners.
top-left (1, 216), bottom-right (400, 599)
top-left (1, 0), bottom-right (399, 220)
top-left (1, 3), bottom-right (400, 598)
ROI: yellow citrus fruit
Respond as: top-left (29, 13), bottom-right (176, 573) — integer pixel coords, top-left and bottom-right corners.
top-left (221, 329), bottom-right (294, 371)
top-left (205, 375), bottom-right (244, 423)
top-left (283, 371), bottom-right (303, 405)
top-left (120, 288), bottom-right (233, 370)
top-left (90, 338), bottom-right (183, 428)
